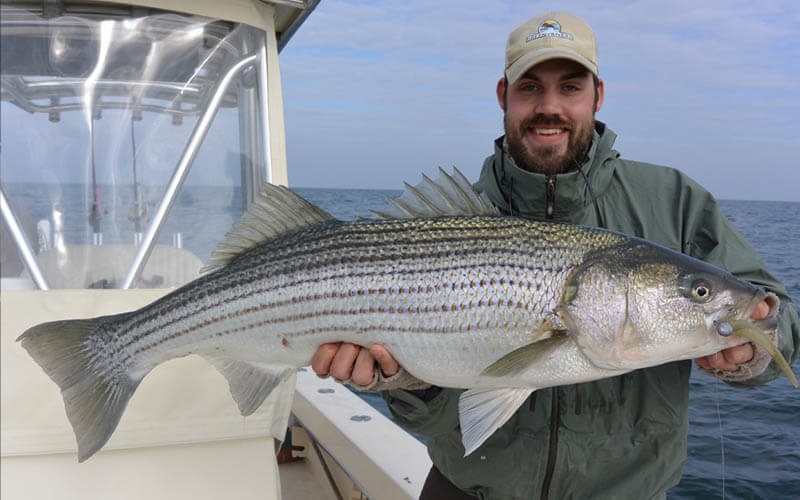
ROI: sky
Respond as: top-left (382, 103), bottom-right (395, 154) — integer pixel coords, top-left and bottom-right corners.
top-left (279, 0), bottom-right (800, 201)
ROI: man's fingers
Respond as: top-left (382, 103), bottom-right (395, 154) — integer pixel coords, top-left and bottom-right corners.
top-left (370, 344), bottom-right (399, 377)
top-left (311, 343), bottom-right (399, 385)
top-left (750, 300), bottom-right (770, 320)
top-left (696, 344), bottom-right (754, 372)
top-left (706, 351), bottom-right (738, 371)
top-left (311, 343), bottom-right (340, 377)
top-left (723, 343), bottom-right (754, 365)
top-left (329, 342), bottom-right (361, 381)
top-left (352, 348), bottom-right (378, 386)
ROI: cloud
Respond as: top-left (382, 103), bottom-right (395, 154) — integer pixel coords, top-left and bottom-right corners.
top-left (281, 0), bottom-right (800, 201)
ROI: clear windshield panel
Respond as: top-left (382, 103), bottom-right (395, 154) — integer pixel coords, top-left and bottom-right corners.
top-left (1, 6), bottom-right (268, 289)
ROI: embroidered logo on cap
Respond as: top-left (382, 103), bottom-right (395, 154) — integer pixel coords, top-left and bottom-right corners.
top-left (526, 20), bottom-right (574, 42)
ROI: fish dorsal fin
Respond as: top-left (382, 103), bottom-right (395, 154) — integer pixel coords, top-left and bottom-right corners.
top-left (201, 184), bottom-right (335, 274)
top-left (371, 167), bottom-right (499, 219)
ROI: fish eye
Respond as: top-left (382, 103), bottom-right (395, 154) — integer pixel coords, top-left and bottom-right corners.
top-left (691, 280), bottom-right (712, 301)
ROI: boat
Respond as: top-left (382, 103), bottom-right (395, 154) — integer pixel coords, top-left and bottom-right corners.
top-left (0, 2), bottom-right (431, 498)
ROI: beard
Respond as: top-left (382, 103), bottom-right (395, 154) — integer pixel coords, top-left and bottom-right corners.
top-left (504, 112), bottom-right (595, 175)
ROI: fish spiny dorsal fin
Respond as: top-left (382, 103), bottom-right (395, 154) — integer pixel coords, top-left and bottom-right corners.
top-left (201, 184), bottom-right (335, 274)
top-left (371, 166), bottom-right (499, 219)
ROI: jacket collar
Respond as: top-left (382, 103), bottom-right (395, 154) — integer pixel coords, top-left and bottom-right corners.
top-left (476, 121), bottom-right (619, 222)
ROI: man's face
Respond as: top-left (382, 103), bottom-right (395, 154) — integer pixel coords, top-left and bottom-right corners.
top-left (498, 59), bottom-right (604, 174)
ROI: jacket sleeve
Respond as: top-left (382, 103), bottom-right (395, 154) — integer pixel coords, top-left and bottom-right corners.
top-left (346, 366), bottom-right (431, 392)
top-left (381, 386), bottom-right (461, 437)
top-left (680, 183), bottom-right (800, 387)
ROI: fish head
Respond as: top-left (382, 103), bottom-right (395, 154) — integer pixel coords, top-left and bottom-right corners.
top-left (561, 240), bottom-right (776, 371)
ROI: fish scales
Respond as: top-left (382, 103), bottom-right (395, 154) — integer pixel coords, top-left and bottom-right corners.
top-left (19, 170), bottom-right (794, 462)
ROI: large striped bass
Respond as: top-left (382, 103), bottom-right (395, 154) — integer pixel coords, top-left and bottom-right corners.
top-left (18, 168), bottom-right (797, 462)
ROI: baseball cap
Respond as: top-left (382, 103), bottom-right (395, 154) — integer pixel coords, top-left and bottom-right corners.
top-left (505, 12), bottom-right (598, 84)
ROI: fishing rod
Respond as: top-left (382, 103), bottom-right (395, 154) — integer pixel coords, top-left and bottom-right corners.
top-left (129, 111), bottom-right (147, 244)
top-left (88, 111), bottom-right (102, 245)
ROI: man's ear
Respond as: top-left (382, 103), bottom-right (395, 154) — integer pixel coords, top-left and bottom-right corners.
top-left (496, 77), bottom-right (507, 111)
top-left (595, 77), bottom-right (605, 113)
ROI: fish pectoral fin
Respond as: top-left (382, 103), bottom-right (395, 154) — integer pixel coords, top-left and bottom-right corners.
top-left (525, 318), bottom-right (562, 343)
top-left (480, 336), bottom-right (572, 378)
top-left (204, 356), bottom-right (295, 416)
top-left (458, 387), bottom-right (534, 456)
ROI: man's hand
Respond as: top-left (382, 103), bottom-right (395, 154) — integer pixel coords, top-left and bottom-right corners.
top-left (311, 343), bottom-right (399, 386)
top-left (695, 299), bottom-right (770, 371)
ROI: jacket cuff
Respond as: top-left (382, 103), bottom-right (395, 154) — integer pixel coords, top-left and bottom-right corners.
top-left (345, 367), bottom-right (432, 392)
top-left (699, 294), bottom-right (781, 383)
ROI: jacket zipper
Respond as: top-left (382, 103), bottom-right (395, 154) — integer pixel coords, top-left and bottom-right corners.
top-left (540, 387), bottom-right (559, 500)
top-left (545, 176), bottom-right (556, 219)
top-left (540, 176), bottom-right (558, 499)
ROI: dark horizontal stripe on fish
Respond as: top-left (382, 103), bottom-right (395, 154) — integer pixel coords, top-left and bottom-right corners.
top-left (303, 217), bottom-right (537, 243)
top-left (116, 256), bottom-right (566, 355)
top-left (131, 302), bottom-right (524, 356)
top-left (211, 242), bottom-right (570, 303)
top-left (122, 280), bottom-right (539, 360)
top-left (214, 218), bottom-right (578, 275)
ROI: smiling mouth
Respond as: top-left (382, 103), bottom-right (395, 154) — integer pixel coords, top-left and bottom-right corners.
top-left (533, 128), bottom-right (565, 135)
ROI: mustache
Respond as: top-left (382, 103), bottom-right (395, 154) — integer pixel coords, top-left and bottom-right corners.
top-left (521, 114), bottom-right (573, 130)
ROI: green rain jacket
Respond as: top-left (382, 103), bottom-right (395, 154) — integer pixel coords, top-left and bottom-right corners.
top-left (383, 122), bottom-right (800, 500)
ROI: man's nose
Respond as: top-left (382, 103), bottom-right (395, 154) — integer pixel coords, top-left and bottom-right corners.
top-left (535, 88), bottom-right (562, 115)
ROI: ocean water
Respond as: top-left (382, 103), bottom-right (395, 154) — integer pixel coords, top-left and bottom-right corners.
top-left (2, 184), bottom-right (798, 499)
top-left (674, 200), bottom-right (800, 500)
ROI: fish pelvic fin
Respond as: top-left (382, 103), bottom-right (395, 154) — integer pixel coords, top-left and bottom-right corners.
top-left (201, 184), bottom-right (336, 274)
top-left (203, 356), bottom-right (295, 416)
top-left (458, 387), bottom-right (534, 456)
top-left (371, 167), bottom-right (499, 219)
top-left (17, 316), bottom-right (142, 462)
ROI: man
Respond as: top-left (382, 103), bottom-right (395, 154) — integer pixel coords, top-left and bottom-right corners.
top-left (311, 12), bottom-right (800, 499)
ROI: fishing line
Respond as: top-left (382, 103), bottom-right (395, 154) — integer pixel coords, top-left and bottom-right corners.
top-left (714, 376), bottom-right (726, 500)
top-left (493, 142), bottom-right (605, 227)
top-left (573, 157), bottom-right (603, 228)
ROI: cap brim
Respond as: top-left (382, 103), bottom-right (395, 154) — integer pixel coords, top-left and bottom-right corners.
top-left (506, 48), bottom-right (598, 84)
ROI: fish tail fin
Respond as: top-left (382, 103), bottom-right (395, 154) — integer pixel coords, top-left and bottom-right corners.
top-left (17, 315), bottom-right (141, 462)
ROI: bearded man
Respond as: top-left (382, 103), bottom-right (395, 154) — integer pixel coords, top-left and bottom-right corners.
top-left (311, 12), bottom-right (799, 500)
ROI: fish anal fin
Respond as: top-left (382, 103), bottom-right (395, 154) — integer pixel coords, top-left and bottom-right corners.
top-left (481, 336), bottom-right (572, 378)
top-left (458, 387), bottom-right (534, 456)
top-left (204, 356), bottom-right (294, 416)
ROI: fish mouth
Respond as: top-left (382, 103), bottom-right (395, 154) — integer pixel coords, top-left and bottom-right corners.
top-left (740, 289), bottom-right (779, 328)
top-left (716, 290), bottom-right (796, 387)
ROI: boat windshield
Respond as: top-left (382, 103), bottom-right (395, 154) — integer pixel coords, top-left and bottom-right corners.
top-left (1, 5), bottom-right (271, 290)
